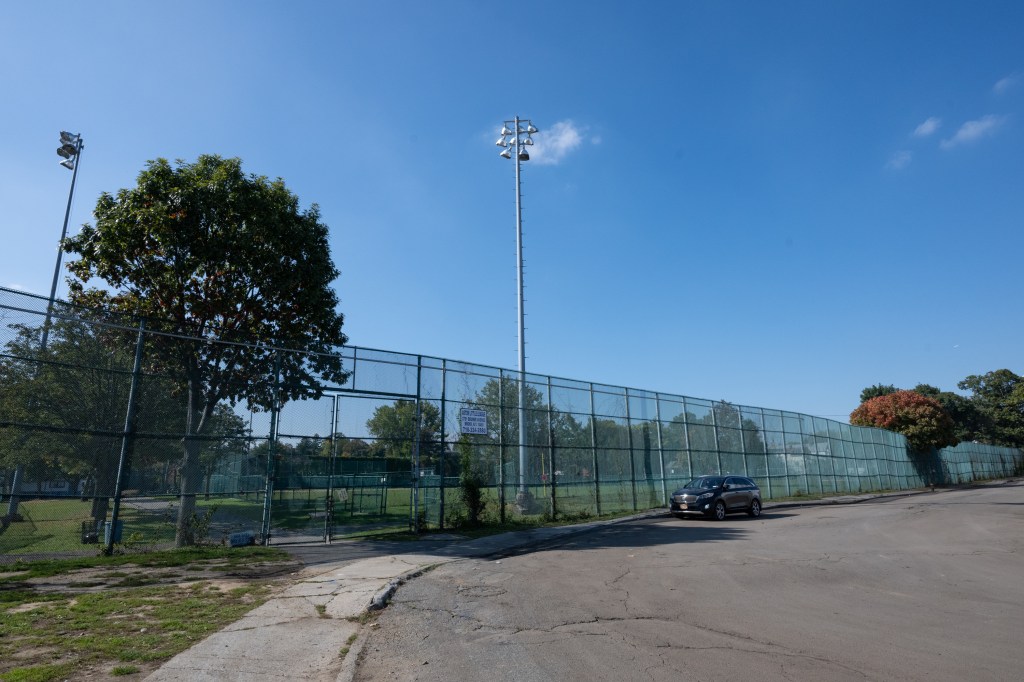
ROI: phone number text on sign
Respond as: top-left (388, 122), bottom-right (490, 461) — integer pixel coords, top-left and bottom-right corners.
top-left (460, 408), bottom-right (488, 435)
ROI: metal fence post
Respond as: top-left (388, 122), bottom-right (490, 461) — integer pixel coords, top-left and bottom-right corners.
top-left (105, 319), bottom-right (145, 555)
top-left (498, 370), bottom-right (506, 524)
top-left (439, 359), bottom-right (446, 530)
top-left (326, 394), bottom-right (339, 543)
top-left (710, 402), bottom-right (722, 476)
top-left (654, 394), bottom-right (667, 505)
top-left (589, 382), bottom-right (601, 516)
top-left (546, 376), bottom-right (556, 519)
top-left (410, 356), bottom-right (423, 533)
top-left (625, 388), bottom-right (637, 511)
top-left (260, 351), bottom-right (281, 544)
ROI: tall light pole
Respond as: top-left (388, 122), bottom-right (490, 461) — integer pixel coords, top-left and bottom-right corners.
top-left (496, 116), bottom-right (537, 512)
top-left (6, 131), bottom-right (84, 519)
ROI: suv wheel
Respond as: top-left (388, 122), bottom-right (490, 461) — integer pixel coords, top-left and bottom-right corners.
top-left (748, 499), bottom-right (761, 518)
top-left (713, 500), bottom-right (727, 521)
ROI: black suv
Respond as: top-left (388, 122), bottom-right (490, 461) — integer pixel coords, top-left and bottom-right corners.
top-left (669, 475), bottom-right (762, 520)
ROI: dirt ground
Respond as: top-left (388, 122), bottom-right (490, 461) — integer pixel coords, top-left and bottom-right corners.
top-left (1, 556), bottom-right (305, 681)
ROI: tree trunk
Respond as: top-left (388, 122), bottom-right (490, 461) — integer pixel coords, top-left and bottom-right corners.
top-left (175, 381), bottom-right (207, 546)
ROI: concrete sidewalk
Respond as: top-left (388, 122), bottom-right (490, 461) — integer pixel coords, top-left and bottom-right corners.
top-left (143, 487), bottom-right (943, 682)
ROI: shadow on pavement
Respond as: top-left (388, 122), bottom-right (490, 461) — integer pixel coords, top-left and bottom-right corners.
top-left (285, 512), bottom-right (774, 567)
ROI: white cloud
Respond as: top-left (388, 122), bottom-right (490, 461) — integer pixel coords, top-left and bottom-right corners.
top-left (912, 117), bottom-right (941, 138)
top-left (940, 114), bottom-right (1009, 149)
top-left (530, 120), bottom-right (585, 165)
top-left (993, 74), bottom-right (1019, 95)
top-left (886, 150), bottom-right (912, 170)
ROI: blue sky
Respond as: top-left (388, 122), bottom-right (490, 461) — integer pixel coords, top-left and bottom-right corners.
top-left (2, 1), bottom-right (1021, 422)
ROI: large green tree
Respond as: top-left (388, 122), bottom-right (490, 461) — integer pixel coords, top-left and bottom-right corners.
top-left (63, 155), bottom-right (348, 545)
top-left (911, 384), bottom-right (991, 444)
top-left (365, 400), bottom-right (443, 466)
top-left (958, 370), bottom-right (1024, 448)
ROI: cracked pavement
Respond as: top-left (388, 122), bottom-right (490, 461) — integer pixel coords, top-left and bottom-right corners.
top-left (353, 484), bottom-right (1023, 681)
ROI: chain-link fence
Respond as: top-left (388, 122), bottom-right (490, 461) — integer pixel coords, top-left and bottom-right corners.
top-left (2, 285), bottom-right (1021, 562)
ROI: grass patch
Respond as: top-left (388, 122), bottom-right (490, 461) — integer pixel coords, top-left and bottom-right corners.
top-left (1, 546), bottom-right (289, 582)
top-left (0, 662), bottom-right (77, 682)
top-left (339, 632), bottom-right (359, 660)
top-left (0, 548), bottom-right (295, 682)
top-left (111, 665), bottom-right (140, 676)
top-left (346, 610), bottom-right (380, 626)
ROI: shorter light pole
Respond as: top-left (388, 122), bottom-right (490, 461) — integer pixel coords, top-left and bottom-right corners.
top-left (6, 131), bottom-right (85, 520)
top-left (42, 131), bottom-right (84, 348)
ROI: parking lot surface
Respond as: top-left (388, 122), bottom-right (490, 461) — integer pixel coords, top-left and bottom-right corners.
top-left (354, 484), bottom-right (1023, 681)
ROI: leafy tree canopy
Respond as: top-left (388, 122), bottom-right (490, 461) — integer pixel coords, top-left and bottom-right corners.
top-left (850, 390), bottom-right (957, 453)
top-left (958, 369), bottom-right (1024, 448)
top-left (365, 400), bottom-right (442, 462)
top-left (860, 384), bottom-right (899, 403)
top-left (62, 155), bottom-right (349, 545)
top-left (64, 155), bottom-right (348, 412)
top-left (911, 384), bottom-right (990, 445)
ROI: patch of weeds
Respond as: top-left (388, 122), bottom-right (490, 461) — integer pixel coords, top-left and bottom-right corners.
top-left (339, 632), bottom-right (359, 660)
top-left (315, 603), bottom-right (329, 618)
top-left (346, 610), bottom-right (380, 625)
top-left (113, 576), bottom-right (158, 588)
top-left (550, 509), bottom-right (594, 524)
top-left (0, 589), bottom-right (61, 605)
top-left (0, 662), bottom-right (77, 682)
top-left (111, 664), bottom-right (140, 676)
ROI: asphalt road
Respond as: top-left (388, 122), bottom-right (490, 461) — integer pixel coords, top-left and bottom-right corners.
top-left (353, 483), bottom-right (1024, 681)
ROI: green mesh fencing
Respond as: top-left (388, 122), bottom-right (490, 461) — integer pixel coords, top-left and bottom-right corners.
top-left (1, 285), bottom-right (1021, 560)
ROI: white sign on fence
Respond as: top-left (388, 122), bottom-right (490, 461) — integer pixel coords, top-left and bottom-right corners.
top-left (460, 408), bottom-right (488, 435)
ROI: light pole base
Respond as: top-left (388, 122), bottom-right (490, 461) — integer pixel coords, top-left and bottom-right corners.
top-left (515, 489), bottom-right (535, 515)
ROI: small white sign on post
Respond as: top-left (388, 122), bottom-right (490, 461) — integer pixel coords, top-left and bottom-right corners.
top-left (460, 408), bottom-right (488, 435)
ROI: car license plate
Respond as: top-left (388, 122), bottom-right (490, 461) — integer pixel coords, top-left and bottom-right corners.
top-left (679, 503), bottom-right (688, 510)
